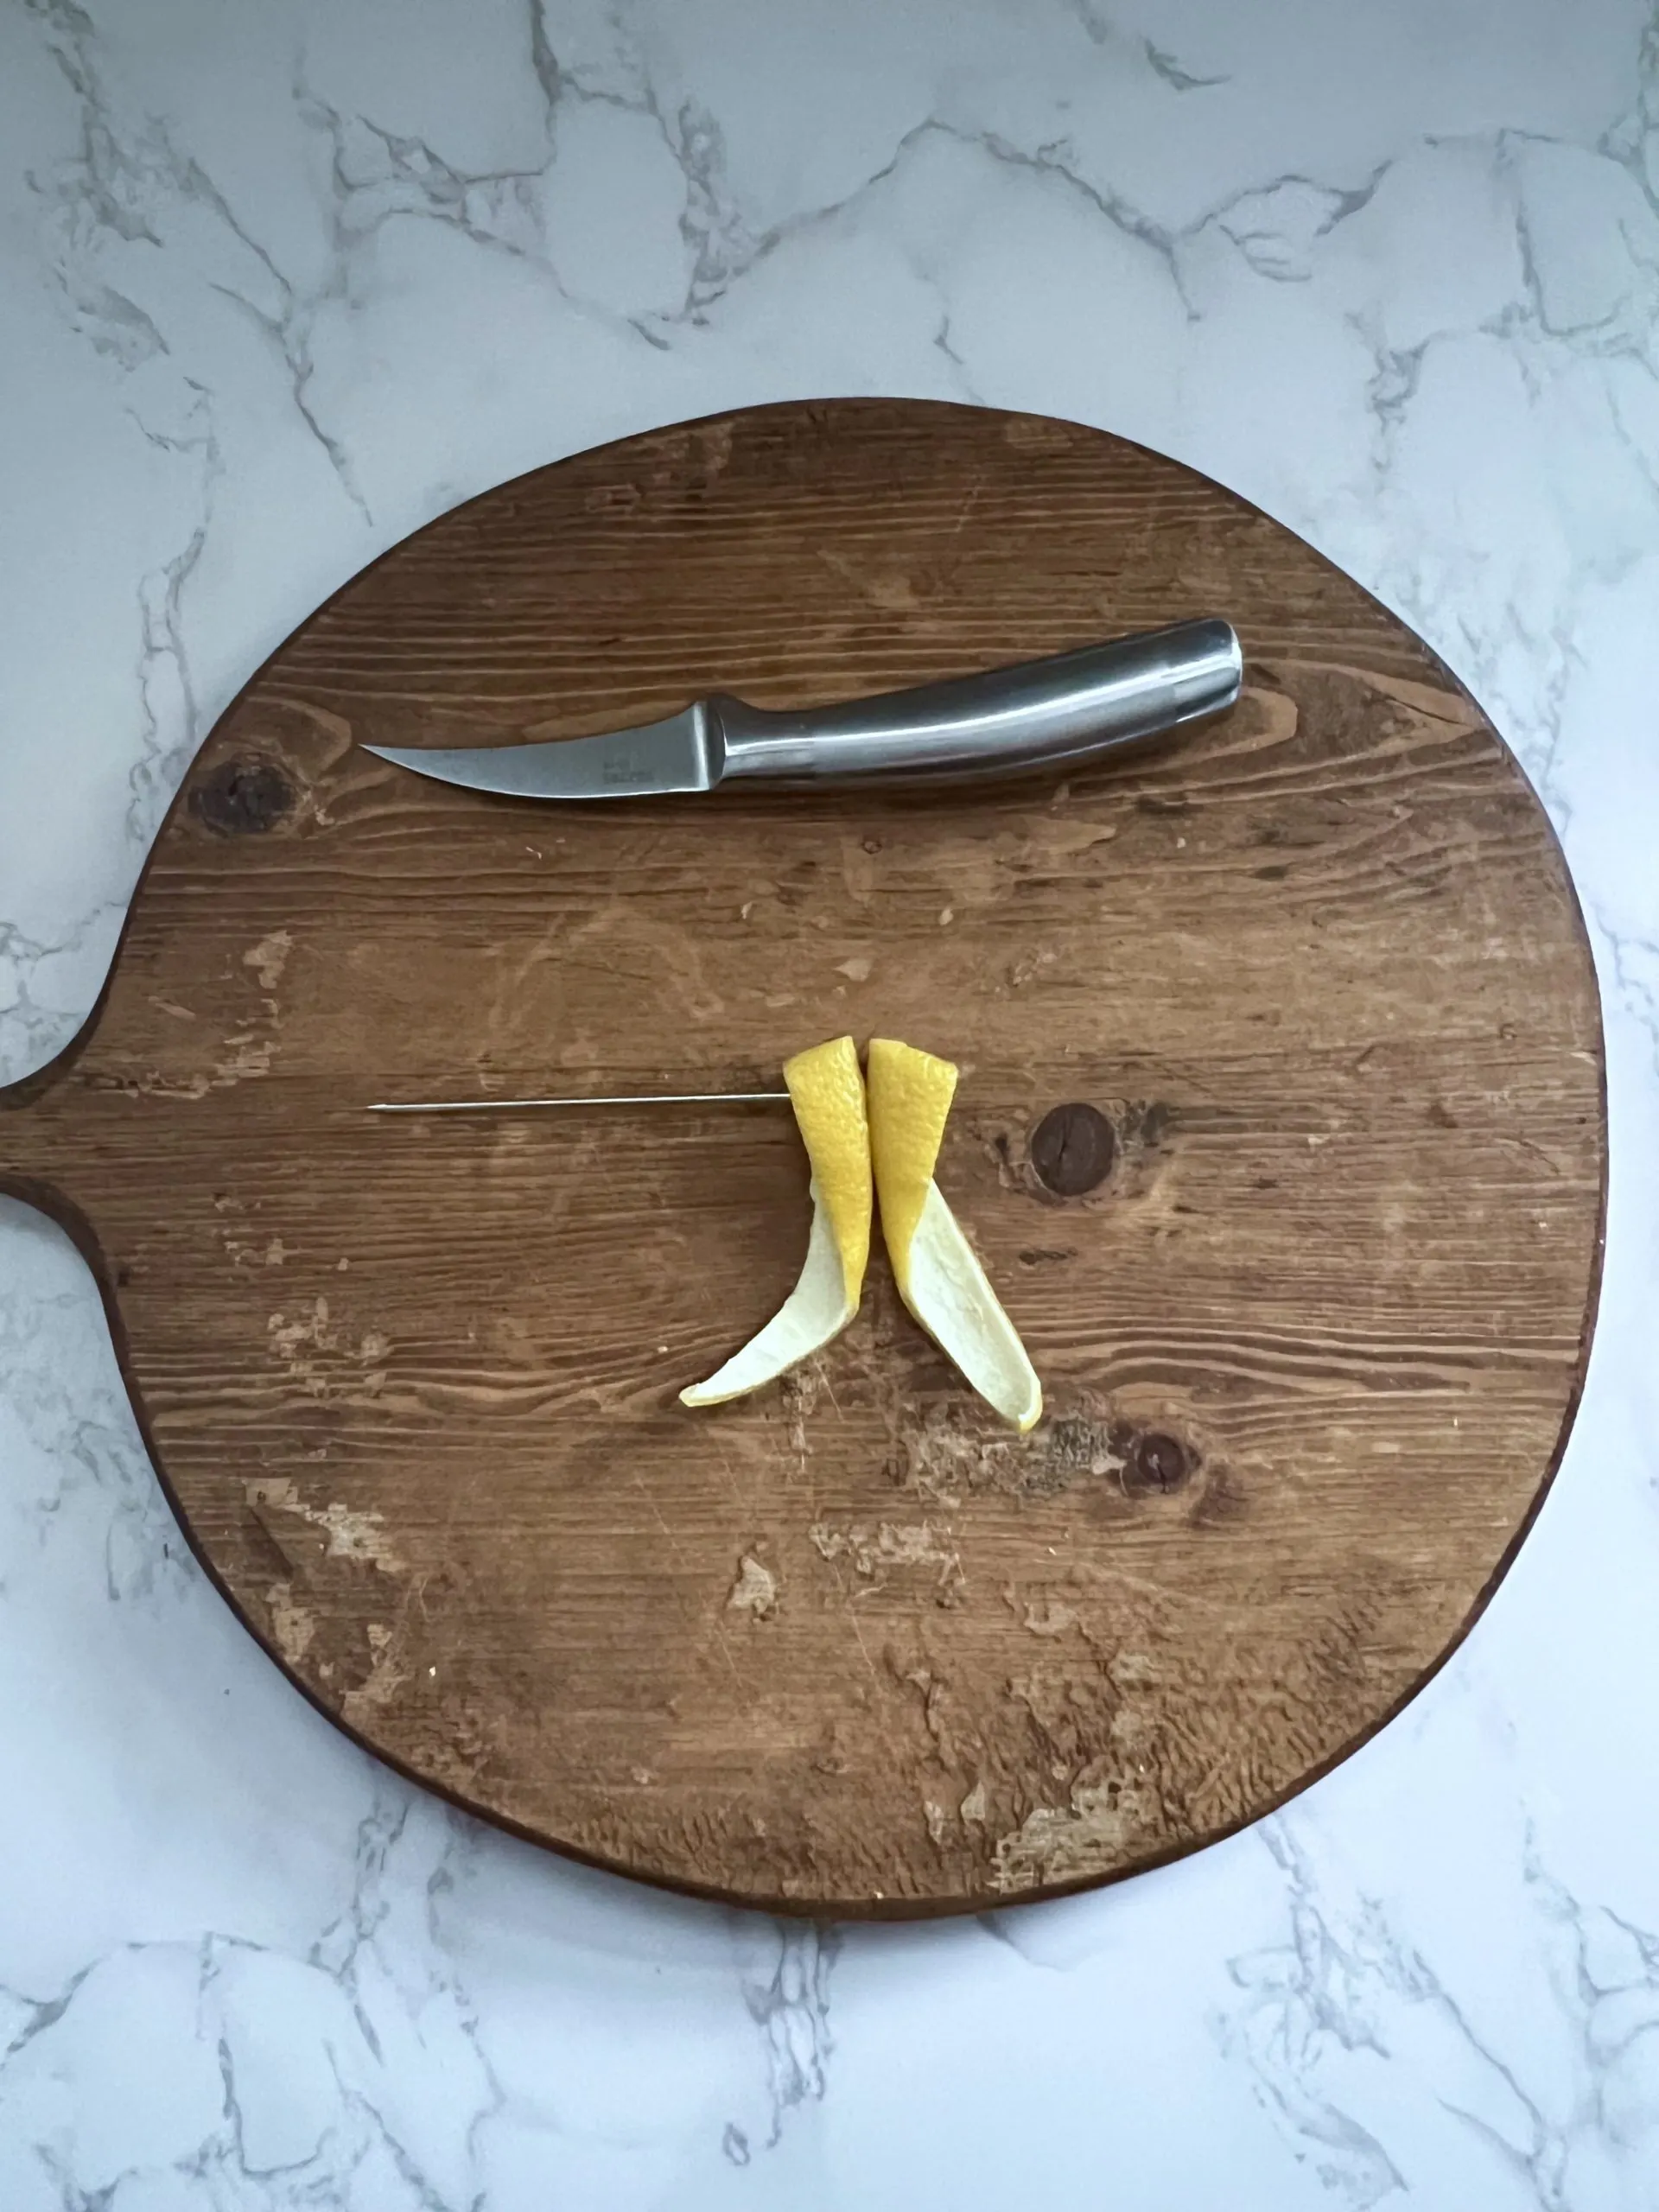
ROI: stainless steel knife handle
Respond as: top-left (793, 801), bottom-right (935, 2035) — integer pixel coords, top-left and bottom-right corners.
top-left (709, 619), bottom-right (1241, 783)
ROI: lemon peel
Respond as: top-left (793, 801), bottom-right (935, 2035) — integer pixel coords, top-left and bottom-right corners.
top-left (868, 1037), bottom-right (1043, 1433)
top-left (680, 1035), bottom-right (870, 1406)
top-left (780, 1032), bottom-right (870, 1309)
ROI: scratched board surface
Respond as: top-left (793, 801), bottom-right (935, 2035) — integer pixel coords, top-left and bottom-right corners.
top-left (0, 401), bottom-right (1603, 1915)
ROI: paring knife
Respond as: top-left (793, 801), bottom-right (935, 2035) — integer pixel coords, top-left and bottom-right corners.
top-left (362, 619), bottom-right (1242, 799)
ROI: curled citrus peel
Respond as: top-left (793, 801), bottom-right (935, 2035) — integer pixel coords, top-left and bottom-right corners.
top-left (679, 1035), bottom-right (870, 1406)
top-left (868, 1038), bottom-right (1043, 1433)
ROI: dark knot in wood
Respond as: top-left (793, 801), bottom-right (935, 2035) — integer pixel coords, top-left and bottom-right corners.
top-left (1121, 1432), bottom-right (1192, 1497)
top-left (1029, 1102), bottom-right (1116, 1195)
top-left (191, 760), bottom-right (295, 836)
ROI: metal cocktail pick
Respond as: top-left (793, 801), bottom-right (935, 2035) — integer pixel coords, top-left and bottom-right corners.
top-left (367, 1090), bottom-right (789, 1113)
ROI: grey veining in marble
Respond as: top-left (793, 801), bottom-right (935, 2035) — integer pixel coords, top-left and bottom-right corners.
top-left (3, 1), bottom-right (1659, 2202)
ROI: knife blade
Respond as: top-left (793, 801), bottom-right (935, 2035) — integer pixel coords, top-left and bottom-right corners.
top-left (362, 618), bottom-right (1242, 800)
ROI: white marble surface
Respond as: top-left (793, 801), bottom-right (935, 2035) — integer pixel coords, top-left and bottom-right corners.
top-left (3, 0), bottom-right (1659, 2201)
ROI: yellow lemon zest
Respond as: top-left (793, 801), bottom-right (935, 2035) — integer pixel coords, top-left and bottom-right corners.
top-left (868, 1037), bottom-right (1042, 1433)
top-left (681, 1035), bottom-right (870, 1407)
top-left (784, 1033), bottom-right (872, 1307)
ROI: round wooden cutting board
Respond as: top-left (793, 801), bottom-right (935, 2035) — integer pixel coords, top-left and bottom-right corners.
top-left (0, 401), bottom-right (1603, 1915)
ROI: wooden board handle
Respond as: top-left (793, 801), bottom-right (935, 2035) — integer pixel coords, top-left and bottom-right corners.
top-left (0, 1063), bottom-right (79, 1216)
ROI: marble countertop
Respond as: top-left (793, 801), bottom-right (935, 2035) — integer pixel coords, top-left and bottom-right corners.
top-left (3, 3), bottom-right (1658, 2203)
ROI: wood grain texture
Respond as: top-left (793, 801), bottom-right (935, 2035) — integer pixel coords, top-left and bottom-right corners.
top-left (0, 400), bottom-right (1604, 1915)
